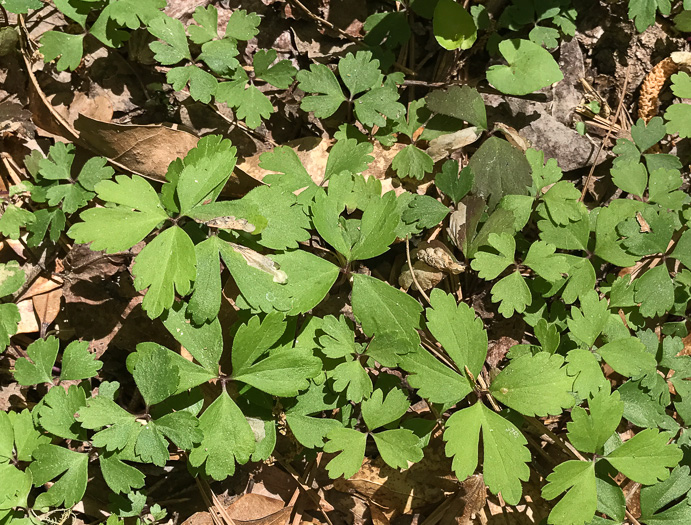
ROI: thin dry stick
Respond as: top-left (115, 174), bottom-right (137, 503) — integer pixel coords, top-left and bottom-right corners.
top-left (193, 478), bottom-right (229, 525)
top-left (580, 66), bottom-right (631, 202)
top-left (626, 509), bottom-right (642, 525)
top-left (405, 235), bottom-right (431, 304)
top-left (525, 416), bottom-right (585, 462)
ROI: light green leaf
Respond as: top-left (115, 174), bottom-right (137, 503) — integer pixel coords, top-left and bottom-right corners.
top-left (233, 348), bottom-right (322, 397)
top-left (444, 402), bottom-right (530, 505)
top-left (30, 444), bottom-right (88, 508)
top-left (567, 388), bottom-right (623, 454)
top-left (297, 64), bottom-right (346, 118)
top-left (433, 0), bottom-right (477, 50)
top-left (324, 427), bottom-right (367, 479)
top-left (491, 270), bottom-right (531, 318)
top-left (188, 391), bottom-right (256, 480)
top-left (40, 31), bottom-right (84, 71)
top-left (0, 261), bottom-right (24, 297)
top-left (373, 428), bottom-right (424, 469)
top-left (130, 343), bottom-right (179, 406)
top-left (605, 429), bottom-right (682, 484)
top-left (60, 340), bottom-right (102, 380)
top-left (0, 304), bottom-right (19, 353)
top-left (635, 265), bottom-right (675, 318)
top-left (598, 337), bottom-right (657, 378)
top-left (487, 39), bottom-right (563, 96)
top-left (399, 346), bottom-right (472, 404)
top-left (542, 461), bottom-right (597, 525)
top-left (285, 413), bottom-right (342, 449)
top-left (132, 226), bottom-right (196, 319)
top-left (99, 452), bottom-right (145, 495)
top-left (224, 9), bottom-right (260, 40)
top-left (14, 336), bottom-right (58, 385)
top-left (391, 145), bottom-right (434, 180)
top-left (187, 5), bottom-right (218, 44)
top-left (167, 65), bottom-right (218, 104)
top-left (471, 232), bottom-right (515, 280)
top-left (567, 290), bottom-right (609, 347)
top-left (148, 16), bottom-right (190, 64)
top-left (523, 241), bottom-right (569, 282)
top-left (665, 102), bottom-right (691, 138)
top-left (38, 384), bottom-right (86, 440)
top-left (361, 387), bottom-right (410, 430)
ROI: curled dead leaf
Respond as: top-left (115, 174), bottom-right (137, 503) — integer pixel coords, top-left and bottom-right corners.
top-left (426, 127), bottom-right (481, 162)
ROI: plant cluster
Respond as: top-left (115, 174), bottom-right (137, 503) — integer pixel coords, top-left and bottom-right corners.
top-left (2, 0), bottom-right (691, 524)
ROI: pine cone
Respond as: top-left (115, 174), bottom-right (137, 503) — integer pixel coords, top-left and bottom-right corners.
top-left (638, 57), bottom-right (678, 122)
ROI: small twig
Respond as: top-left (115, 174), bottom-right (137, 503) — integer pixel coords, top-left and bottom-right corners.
top-left (626, 509), bottom-right (642, 525)
top-left (405, 235), bottom-right (431, 304)
top-left (580, 66), bottom-right (631, 202)
top-left (525, 416), bottom-right (586, 462)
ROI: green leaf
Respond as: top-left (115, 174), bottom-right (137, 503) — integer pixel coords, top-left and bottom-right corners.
top-left (167, 65), bottom-right (218, 104)
top-left (1, 0), bottom-right (42, 14)
top-left (9, 409), bottom-right (51, 462)
top-left (14, 336), bottom-right (58, 385)
top-left (542, 181), bottom-right (583, 225)
top-left (350, 191), bottom-right (400, 260)
top-left (188, 391), bottom-right (256, 480)
top-left (132, 226), bottom-right (196, 318)
top-left (433, 0), bottom-right (477, 50)
top-left (27, 208), bottom-right (66, 246)
top-left (523, 241), bottom-right (569, 282)
top-left (187, 5), bottom-right (218, 44)
top-left (38, 384), bottom-right (86, 440)
top-left (352, 274), bottom-right (422, 361)
top-left (562, 258), bottom-right (596, 304)
top-left (324, 427), bottom-right (367, 479)
top-left (99, 452), bottom-right (145, 495)
top-left (155, 411), bottom-right (203, 450)
top-left (468, 136), bottom-right (532, 211)
top-left (325, 138), bottom-right (374, 180)
top-left (542, 461), bottom-right (597, 525)
top-left (197, 38), bottom-right (239, 76)
top-left (318, 315), bottom-right (357, 359)
top-left (361, 387), bottom-right (410, 430)
top-left (567, 388), bottom-right (624, 454)
top-left (76, 395), bottom-right (138, 452)
top-left (491, 270), bottom-right (531, 318)
top-left (338, 50), bottom-right (383, 96)
top-left (148, 16), bottom-right (190, 65)
top-left (37, 142), bottom-right (74, 181)
top-left (0, 463), bottom-right (32, 511)
top-left (567, 291), bottom-right (609, 347)
top-left (426, 288), bottom-right (487, 378)
top-left (253, 49), bottom-right (297, 89)
top-left (0, 205), bottom-right (34, 240)
top-left (232, 312), bottom-right (286, 372)
top-left (640, 465), bottom-right (691, 521)
top-left (161, 301), bottom-right (223, 372)
top-left (399, 194), bottom-right (449, 236)
top-left (649, 168), bottom-right (688, 210)
top-left (68, 175), bottom-right (168, 253)
top-left (329, 360), bottom-right (372, 402)
top-left (230, 84), bottom-right (275, 129)
top-left (224, 9), bottom-right (260, 40)
top-left (425, 85), bottom-right (487, 129)
top-left (598, 337), bottom-right (657, 378)
top-left (635, 265), bottom-right (675, 318)
top-left (399, 345), bottom-right (471, 404)
top-left (0, 411), bottom-right (12, 462)
top-left (177, 135), bottom-right (237, 215)
top-left (233, 347), bottom-right (322, 397)
top-left (130, 343), bottom-right (179, 406)
top-left (60, 340), bottom-right (102, 380)
top-left (528, 148), bottom-right (563, 191)
top-left (486, 39), bottom-right (563, 96)
top-left (0, 261), bottom-right (24, 297)
top-left (665, 102), bottom-right (691, 138)
top-left (566, 348), bottom-right (609, 400)
top-left (491, 352), bottom-right (574, 416)
top-left (628, 0), bottom-right (670, 32)
top-left (355, 84), bottom-right (405, 128)
top-left (29, 444), bottom-right (88, 508)
top-left (297, 64), bottom-right (346, 118)
top-left (286, 413), bottom-right (342, 449)
top-left (606, 429), bottom-right (682, 484)
top-left (444, 402), bottom-right (530, 505)
top-left (435, 161), bottom-right (473, 204)
top-left (372, 428), bottom-right (424, 469)
top-left (631, 117), bottom-right (667, 152)
top-left (391, 145), bottom-right (434, 180)
top-left (40, 31), bottom-right (84, 71)
top-left (594, 199), bottom-right (646, 267)
top-left (187, 238), bottom-right (222, 324)
top-left (672, 230), bottom-right (691, 270)
top-left (470, 232), bottom-right (515, 279)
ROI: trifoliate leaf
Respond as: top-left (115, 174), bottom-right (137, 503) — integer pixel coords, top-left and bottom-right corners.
top-left (373, 428), bottom-right (424, 469)
top-left (132, 226), bottom-right (196, 318)
top-left (542, 461), bottom-right (597, 525)
top-left (567, 291), bottom-right (608, 347)
top-left (233, 347), bottom-right (322, 397)
top-left (468, 136), bottom-right (532, 211)
top-left (605, 429), bottom-right (682, 484)
top-left (523, 241), bottom-right (569, 282)
top-left (391, 145), bottom-right (434, 180)
top-left (491, 270), bottom-right (531, 318)
top-left (444, 402), bottom-right (530, 505)
top-left (361, 387), bottom-right (410, 430)
top-left (0, 205), bottom-right (34, 240)
top-left (631, 117), bottom-right (666, 152)
top-left (634, 265), bottom-right (675, 318)
top-left (167, 65), bottom-right (218, 103)
top-left (426, 289), bottom-right (487, 378)
top-left (491, 352), bottom-right (574, 416)
top-left (129, 343), bottom-right (179, 406)
top-left (30, 444), bottom-right (88, 508)
top-left (187, 5), bottom-right (217, 44)
top-left (38, 384), bottom-right (87, 440)
top-left (425, 85), bottom-right (487, 129)
top-left (433, 0), bottom-right (477, 50)
top-left (0, 261), bottom-right (24, 297)
top-left (148, 16), bottom-right (190, 64)
top-left (224, 9), bottom-right (260, 40)
top-left (68, 175), bottom-right (168, 253)
top-left (470, 232), bottom-right (515, 280)
top-left (60, 340), bottom-right (102, 380)
top-left (188, 391), bottom-right (255, 480)
top-left (253, 49), bottom-right (297, 89)
top-left (14, 336), bottom-right (58, 385)
top-left (324, 427), bottom-right (367, 479)
top-left (99, 452), bottom-right (145, 495)
top-left (568, 387), bottom-right (623, 454)
top-left (297, 64), bottom-right (346, 118)
top-left (435, 161), bottom-right (473, 204)
top-left (486, 39), bottom-right (563, 96)
top-left (40, 31), bottom-right (84, 71)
